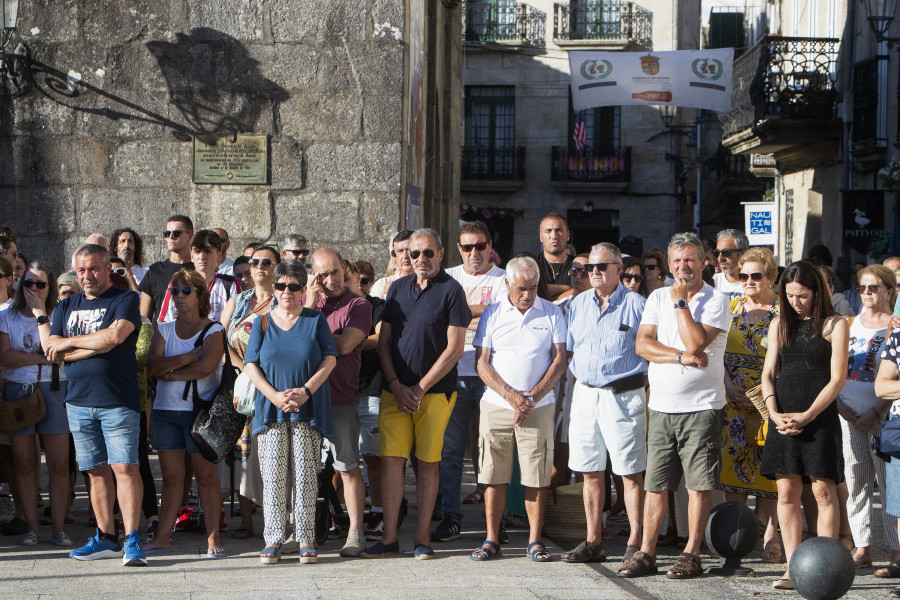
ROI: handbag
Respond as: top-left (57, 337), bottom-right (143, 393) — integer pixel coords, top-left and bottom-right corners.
top-left (0, 372), bottom-right (47, 432)
top-left (232, 371), bottom-right (256, 417)
top-left (185, 324), bottom-right (244, 463)
top-left (875, 418), bottom-right (900, 461)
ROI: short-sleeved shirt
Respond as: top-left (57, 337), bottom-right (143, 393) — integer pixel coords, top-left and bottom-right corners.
top-left (371, 272), bottom-right (402, 300)
top-left (138, 259), bottom-right (194, 322)
top-left (159, 273), bottom-right (240, 324)
top-left (315, 290), bottom-right (372, 406)
top-left (359, 294), bottom-right (385, 397)
top-left (381, 270), bottom-right (472, 394)
top-left (50, 286), bottom-right (142, 411)
top-left (0, 309), bottom-right (67, 383)
top-left (566, 284), bottom-right (647, 387)
top-left (840, 316), bottom-right (886, 414)
top-left (880, 330), bottom-right (900, 419)
top-left (713, 273), bottom-right (743, 300)
top-left (244, 308), bottom-right (339, 438)
top-left (446, 264), bottom-right (508, 377)
top-left (131, 264), bottom-right (149, 285)
top-left (640, 284), bottom-right (730, 413)
top-left (474, 296), bottom-right (566, 410)
top-left (539, 254), bottom-right (573, 287)
top-left (153, 321), bottom-right (224, 411)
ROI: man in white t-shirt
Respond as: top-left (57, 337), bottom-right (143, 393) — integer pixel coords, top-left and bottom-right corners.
top-left (212, 228), bottom-right (234, 276)
top-left (470, 256), bottom-right (567, 561)
top-left (370, 230), bottom-right (414, 300)
top-left (712, 228), bottom-right (748, 299)
top-left (623, 232), bottom-right (730, 580)
top-left (431, 221), bottom-right (508, 542)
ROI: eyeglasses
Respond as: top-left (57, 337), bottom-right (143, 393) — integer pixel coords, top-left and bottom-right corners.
top-left (113, 268), bottom-right (126, 275)
top-left (285, 249), bottom-right (309, 258)
top-left (569, 267), bottom-right (588, 278)
top-left (621, 273), bottom-right (644, 283)
top-left (409, 249), bottom-right (435, 259)
top-left (21, 280), bottom-right (48, 289)
top-left (858, 284), bottom-right (883, 294)
top-left (459, 242), bottom-right (488, 253)
top-left (168, 286), bottom-right (193, 296)
top-left (738, 272), bottom-right (765, 282)
top-left (249, 258), bottom-right (274, 268)
top-left (274, 282), bottom-right (303, 292)
top-left (643, 263), bottom-right (658, 271)
top-left (713, 249), bottom-right (739, 259)
top-left (360, 277), bottom-right (370, 285)
top-left (163, 230), bottom-right (184, 239)
top-left (583, 262), bottom-right (615, 272)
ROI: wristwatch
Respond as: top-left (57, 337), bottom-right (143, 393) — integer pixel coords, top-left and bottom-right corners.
top-left (36, 315), bottom-right (50, 326)
top-left (673, 299), bottom-right (688, 310)
top-left (526, 395), bottom-right (535, 403)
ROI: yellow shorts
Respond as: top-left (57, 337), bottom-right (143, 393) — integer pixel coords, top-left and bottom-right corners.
top-left (378, 390), bottom-right (456, 463)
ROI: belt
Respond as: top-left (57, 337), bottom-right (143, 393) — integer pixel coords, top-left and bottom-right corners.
top-left (584, 373), bottom-right (644, 395)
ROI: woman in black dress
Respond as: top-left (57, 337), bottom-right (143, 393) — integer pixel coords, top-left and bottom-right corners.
top-left (759, 260), bottom-right (849, 590)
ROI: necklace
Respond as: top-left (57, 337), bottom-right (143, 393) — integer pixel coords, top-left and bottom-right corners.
top-left (546, 258), bottom-right (563, 281)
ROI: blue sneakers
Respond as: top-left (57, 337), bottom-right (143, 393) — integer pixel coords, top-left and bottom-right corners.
top-left (122, 530), bottom-right (147, 567)
top-left (69, 528), bottom-right (123, 561)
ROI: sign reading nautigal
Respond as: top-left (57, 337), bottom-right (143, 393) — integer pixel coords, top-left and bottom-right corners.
top-left (568, 49), bottom-right (734, 113)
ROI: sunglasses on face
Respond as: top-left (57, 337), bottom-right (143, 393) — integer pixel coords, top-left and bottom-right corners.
top-left (459, 242), bottom-right (489, 253)
top-left (409, 249), bottom-right (435, 259)
top-left (163, 230), bottom-right (184, 239)
top-left (168, 286), bottom-right (193, 296)
top-left (570, 267), bottom-right (587, 278)
top-left (621, 273), bottom-right (644, 283)
top-left (713, 249), bottom-right (739, 259)
top-left (274, 282), bottom-right (303, 292)
top-left (643, 263), bottom-right (658, 271)
top-left (285, 249), bottom-right (309, 258)
top-left (249, 258), bottom-right (274, 268)
top-left (858, 284), bottom-right (883, 294)
top-left (583, 262), bottom-right (614, 272)
top-left (113, 268), bottom-right (126, 275)
top-left (360, 277), bottom-right (370, 285)
top-left (739, 272), bottom-right (765, 282)
top-left (0, 273), bottom-right (8, 279)
top-left (21, 280), bottom-right (48, 289)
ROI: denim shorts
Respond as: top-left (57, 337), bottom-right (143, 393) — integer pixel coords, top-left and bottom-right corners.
top-left (66, 404), bottom-right (140, 471)
top-left (1, 380), bottom-right (70, 436)
top-left (152, 409), bottom-right (200, 454)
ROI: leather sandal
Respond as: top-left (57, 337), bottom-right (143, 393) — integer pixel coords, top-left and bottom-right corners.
top-left (666, 552), bottom-right (703, 579)
top-left (876, 560), bottom-right (900, 578)
top-left (561, 540), bottom-right (606, 563)
top-left (761, 539), bottom-right (782, 564)
top-left (617, 551), bottom-right (658, 578)
top-left (623, 544), bottom-right (640, 565)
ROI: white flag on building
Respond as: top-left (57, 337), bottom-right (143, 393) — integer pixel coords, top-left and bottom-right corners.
top-left (568, 49), bottom-right (734, 113)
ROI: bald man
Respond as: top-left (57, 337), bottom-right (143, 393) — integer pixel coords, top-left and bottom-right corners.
top-left (212, 227), bottom-right (233, 275)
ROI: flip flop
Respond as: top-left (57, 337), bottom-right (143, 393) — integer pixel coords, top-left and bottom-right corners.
top-left (205, 546), bottom-right (226, 559)
top-left (142, 542), bottom-right (172, 554)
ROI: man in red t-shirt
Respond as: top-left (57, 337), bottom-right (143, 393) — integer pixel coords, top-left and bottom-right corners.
top-left (306, 248), bottom-right (372, 557)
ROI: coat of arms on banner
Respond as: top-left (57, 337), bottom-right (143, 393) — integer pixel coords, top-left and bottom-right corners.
top-left (580, 59), bottom-right (613, 80)
top-left (640, 54), bottom-right (660, 76)
top-left (692, 58), bottom-right (724, 80)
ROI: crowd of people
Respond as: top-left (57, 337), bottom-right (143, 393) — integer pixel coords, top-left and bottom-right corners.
top-left (3, 214), bottom-right (900, 595)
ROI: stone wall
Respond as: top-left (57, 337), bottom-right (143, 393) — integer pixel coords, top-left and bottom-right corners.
top-left (0, 0), bottom-right (460, 275)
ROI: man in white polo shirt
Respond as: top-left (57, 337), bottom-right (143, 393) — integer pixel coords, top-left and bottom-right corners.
top-left (469, 256), bottom-right (567, 561)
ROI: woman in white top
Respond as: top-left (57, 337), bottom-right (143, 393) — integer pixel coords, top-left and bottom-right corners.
top-left (0, 262), bottom-right (70, 546)
top-left (0, 257), bottom-right (13, 310)
top-left (837, 265), bottom-right (898, 567)
top-left (145, 269), bottom-right (226, 558)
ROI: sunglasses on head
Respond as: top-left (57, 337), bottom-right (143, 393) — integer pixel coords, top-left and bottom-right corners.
top-left (409, 249), bottom-right (435, 259)
top-left (621, 273), bottom-right (644, 283)
top-left (360, 277), bottom-right (370, 285)
top-left (713, 249), bottom-right (739, 258)
top-left (569, 267), bottom-right (587, 278)
top-left (858, 284), bottom-right (883, 294)
top-left (249, 258), bottom-right (274, 268)
top-left (286, 249), bottom-right (309, 258)
top-left (583, 262), bottom-right (614, 272)
top-left (274, 282), bottom-right (303, 292)
top-left (163, 230), bottom-right (184, 239)
top-left (21, 279), bottom-right (48, 289)
top-left (643, 263), bottom-right (658, 271)
top-left (168, 286), bottom-right (193, 296)
top-left (113, 268), bottom-right (126, 275)
top-left (459, 242), bottom-right (488, 253)
top-left (738, 272), bottom-right (765, 282)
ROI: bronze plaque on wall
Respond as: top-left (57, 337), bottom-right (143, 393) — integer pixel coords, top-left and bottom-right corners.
top-left (193, 133), bottom-right (268, 185)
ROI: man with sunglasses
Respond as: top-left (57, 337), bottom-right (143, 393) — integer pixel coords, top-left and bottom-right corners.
top-left (138, 215), bottom-right (194, 323)
top-left (43, 244), bottom-right (146, 566)
top-left (371, 230), bottom-right (415, 300)
top-left (365, 228), bottom-right (471, 559)
top-left (280, 234), bottom-right (310, 265)
top-left (712, 229), bottom-right (749, 299)
top-left (431, 221), bottom-right (508, 543)
top-left (211, 228), bottom-right (233, 276)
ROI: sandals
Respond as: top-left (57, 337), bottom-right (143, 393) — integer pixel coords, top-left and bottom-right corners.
top-left (761, 539), bottom-right (783, 564)
top-left (299, 546), bottom-right (318, 564)
top-left (666, 552), bottom-right (703, 579)
top-left (876, 560), bottom-right (900, 578)
top-left (773, 578), bottom-right (794, 590)
top-left (890, 586), bottom-right (900, 598)
top-left (527, 541), bottom-right (552, 562)
top-left (623, 544), bottom-right (640, 565)
top-left (205, 546), bottom-right (226, 559)
top-left (561, 540), bottom-right (606, 563)
top-left (470, 540), bottom-right (501, 561)
top-left (259, 545), bottom-right (281, 565)
top-left (617, 551), bottom-right (658, 578)
top-left (462, 489), bottom-right (485, 504)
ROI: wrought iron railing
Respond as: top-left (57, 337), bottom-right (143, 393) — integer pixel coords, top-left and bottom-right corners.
top-left (550, 146), bottom-right (630, 183)
top-left (851, 56), bottom-right (887, 148)
top-left (463, 1), bottom-right (546, 46)
top-left (553, 1), bottom-right (652, 48)
top-left (461, 145), bottom-right (526, 181)
top-left (721, 36), bottom-right (840, 137)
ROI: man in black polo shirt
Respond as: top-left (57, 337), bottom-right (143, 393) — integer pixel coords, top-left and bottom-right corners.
top-left (538, 213), bottom-right (573, 300)
top-left (138, 215), bottom-right (194, 322)
top-left (363, 228), bottom-right (471, 560)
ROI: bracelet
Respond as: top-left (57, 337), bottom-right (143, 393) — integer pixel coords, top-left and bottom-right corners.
top-left (764, 394), bottom-right (775, 401)
top-left (675, 350), bottom-right (683, 365)
top-left (301, 385), bottom-right (312, 397)
top-left (387, 377), bottom-right (398, 387)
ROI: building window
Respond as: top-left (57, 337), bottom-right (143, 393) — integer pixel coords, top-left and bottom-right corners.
top-left (708, 8), bottom-right (745, 57)
top-left (571, 0), bottom-right (622, 40)
top-left (852, 56), bottom-right (888, 149)
top-left (569, 97), bottom-right (620, 154)
top-left (567, 208), bottom-right (620, 254)
top-left (463, 86), bottom-right (517, 177)
top-left (465, 0), bottom-right (518, 42)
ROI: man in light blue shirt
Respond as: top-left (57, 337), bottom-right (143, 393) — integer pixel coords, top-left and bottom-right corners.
top-left (562, 242), bottom-right (647, 566)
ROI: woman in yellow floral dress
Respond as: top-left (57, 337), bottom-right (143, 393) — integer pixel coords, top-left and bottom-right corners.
top-left (718, 247), bottom-right (781, 562)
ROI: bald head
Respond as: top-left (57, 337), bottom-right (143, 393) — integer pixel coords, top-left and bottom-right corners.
top-left (86, 233), bottom-right (108, 249)
top-left (884, 257), bottom-right (900, 272)
top-left (311, 247), bottom-right (345, 299)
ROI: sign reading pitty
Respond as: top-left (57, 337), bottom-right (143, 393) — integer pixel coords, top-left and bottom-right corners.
top-left (568, 49), bottom-right (734, 112)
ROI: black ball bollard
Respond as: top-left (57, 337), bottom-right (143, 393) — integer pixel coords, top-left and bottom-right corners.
top-left (788, 537), bottom-right (855, 600)
top-left (703, 501), bottom-right (760, 576)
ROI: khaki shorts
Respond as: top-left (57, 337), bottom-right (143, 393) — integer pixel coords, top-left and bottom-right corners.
top-left (379, 390), bottom-right (455, 463)
top-left (645, 408), bottom-right (723, 493)
top-left (477, 401), bottom-right (554, 488)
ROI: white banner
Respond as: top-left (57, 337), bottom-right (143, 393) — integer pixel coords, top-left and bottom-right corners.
top-left (743, 202), bottom-right (778, 246)
top-left (568, 49), bottom-right (734, 113)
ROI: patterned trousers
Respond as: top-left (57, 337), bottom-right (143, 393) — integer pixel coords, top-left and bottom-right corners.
top-left (257, 421), bottom-right (322, 546)
top-left (841, 418), bottom-right (900, 550)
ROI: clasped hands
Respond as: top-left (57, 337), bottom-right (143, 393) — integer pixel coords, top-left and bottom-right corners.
top-left (275, 387), bottom-right (309, 413)
top-left (390, 381), bottom-right (425, 414)
top-left (772, 411), bottom-right (806, 436)
top-left (508, 389), bottom-right (537, 426)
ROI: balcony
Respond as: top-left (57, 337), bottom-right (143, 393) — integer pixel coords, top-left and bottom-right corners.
top-left (463, 1), bottom-right (546, 47)
top-left (460, 145), bottom-right (526, 191)
top-left (851, 56), bottom-right (889, 171)
top-left (720, 36), bottom-right (841, 170)
top-left (749, 153), bottom-right (777, 178)
top-left (550, 146), bottom-right (630, 191)
top-left (552, 1), bottom-right (652, 50)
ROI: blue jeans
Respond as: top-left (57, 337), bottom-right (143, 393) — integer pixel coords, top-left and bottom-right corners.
top-left (439, 376), bottom-right (484, 525)
top-left (66, 404), bottom-right (140, 471)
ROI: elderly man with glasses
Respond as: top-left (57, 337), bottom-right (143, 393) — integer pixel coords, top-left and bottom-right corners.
top-left (138, 215), bottom-right (194, 322)
top-left (371, 230), bottom-right (415, 300)
top-left (280, 234), bottom-right (310, 265)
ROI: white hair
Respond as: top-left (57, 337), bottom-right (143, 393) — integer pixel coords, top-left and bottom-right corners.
top-left (590, 242), bottom-right (622, 262)
top-left (505, 256), bottom-right (540, 283)
top-left (411, 228), bottom-right (443, 250)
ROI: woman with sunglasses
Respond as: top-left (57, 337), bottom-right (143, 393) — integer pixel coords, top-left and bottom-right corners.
top-left (144, 269), bottom-right (226, 558)
top-left (759, 260), bottom-right (848, 590)
top-left (620, 257), bottom-right (648, 298)
top-left (0, 262), bottom-right (72, 546)
top-left (219, 245), bottom-right (281, 539)
top-left (837, 265), bottom-right (898, 570)
top-left (0, 257), bottom-right (13, 310)
top-left (244, 260), bottom-right (337, 564)
top-left (717, 248), bottom-right (782, 562)
top-left (640, 249), bottom-right (669, 294)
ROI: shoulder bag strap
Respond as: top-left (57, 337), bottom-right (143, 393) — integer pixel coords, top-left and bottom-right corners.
top-left (182, 322), bottom-right (219, 402)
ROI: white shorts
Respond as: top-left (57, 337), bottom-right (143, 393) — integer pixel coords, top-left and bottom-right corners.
top-left (567, 381), bottom-right (647, 476)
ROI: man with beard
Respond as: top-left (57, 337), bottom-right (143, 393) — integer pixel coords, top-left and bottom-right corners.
top-left (110, 228), bottom-right (148, 286)
top-left (538, 214), bottom-right (573, 300)
top-left (139, 215), bottom-right (194, 323)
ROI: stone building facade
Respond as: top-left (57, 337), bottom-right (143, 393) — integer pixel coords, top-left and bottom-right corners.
top-left (0, 0), bottom-right (462, 275)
